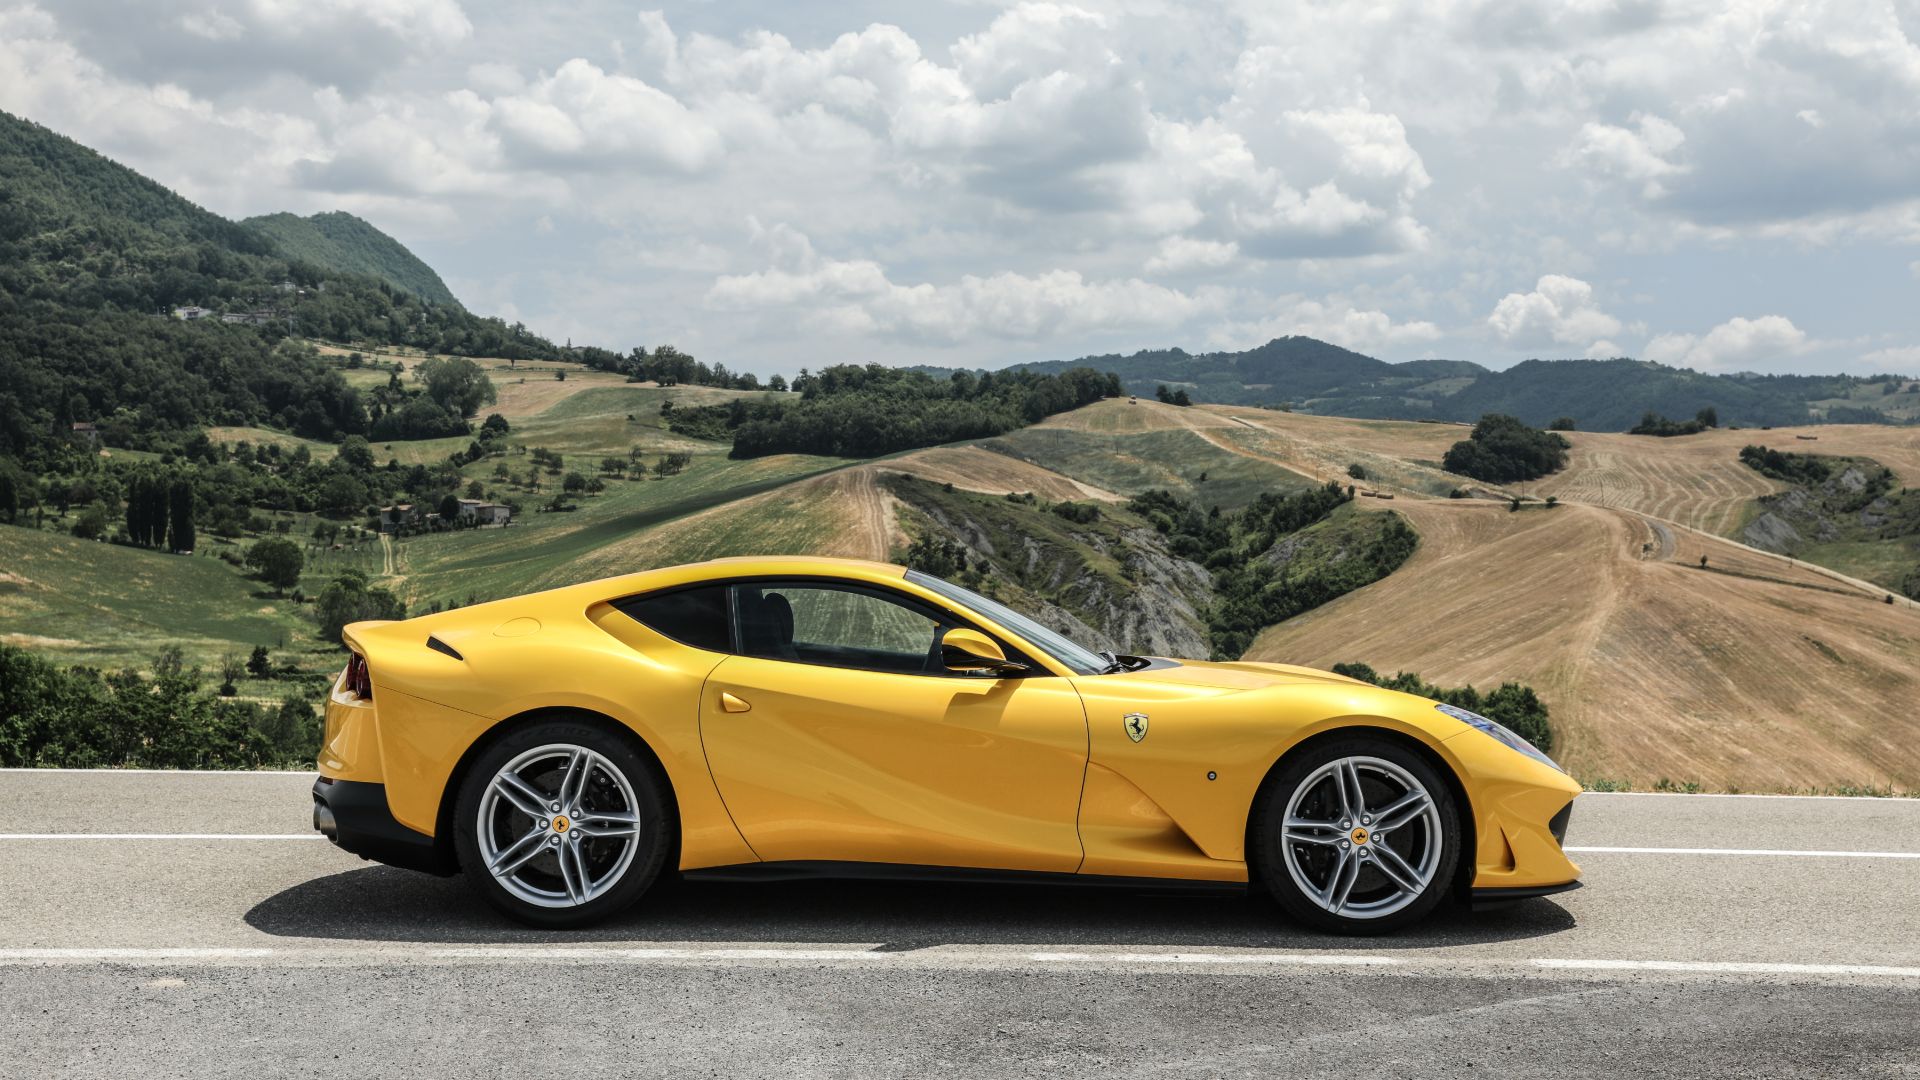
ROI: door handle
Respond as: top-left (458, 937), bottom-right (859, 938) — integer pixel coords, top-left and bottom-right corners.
top-left (719, 691), bottom-right (752, 714)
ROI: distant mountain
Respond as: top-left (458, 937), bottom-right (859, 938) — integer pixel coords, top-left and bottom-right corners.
top-left (1015, 339), bottom-right (1917, 430)
top-left (244, 211), bottom-right (462, 308)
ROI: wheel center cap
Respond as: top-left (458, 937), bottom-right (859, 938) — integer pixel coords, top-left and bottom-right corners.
top-left (1351, 826), bottom-right (1369, 845)
top-left (552, 815), bottom-right (571, 834)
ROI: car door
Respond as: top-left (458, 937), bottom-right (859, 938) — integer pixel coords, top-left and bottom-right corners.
top-left (699, 579), bottom-right (1089, 873)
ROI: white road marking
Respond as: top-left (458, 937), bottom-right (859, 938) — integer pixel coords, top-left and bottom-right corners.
top-left (1533, 958), bottom-right (1920, 978)
top-left (5, 835), bottom-right (1918, 861)
top-left (1577, 791), bottom-right (1916, 802)
top-left (1, 946), bottom-right (1917, 980)
top-left (0, 833), bottom-right (324, 841)
top-left (1567, 845), bottom-right (1920, 859)
top-left (0, 769), bottom-right (316, 776)
top-left (1032, 951), bottom-right (1400, 966)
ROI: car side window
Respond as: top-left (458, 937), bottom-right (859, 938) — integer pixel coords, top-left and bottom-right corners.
top-left (736, 583), bottom-right (944, 675)
top-left (614, 585), bottom-right (731, 653)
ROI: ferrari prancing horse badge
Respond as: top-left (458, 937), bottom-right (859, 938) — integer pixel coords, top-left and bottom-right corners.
top-left (1123, 712), bottom-right (1149, 743)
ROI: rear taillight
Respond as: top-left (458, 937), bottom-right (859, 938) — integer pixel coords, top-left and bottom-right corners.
top-left (344, 653), bottom-right (373, 700)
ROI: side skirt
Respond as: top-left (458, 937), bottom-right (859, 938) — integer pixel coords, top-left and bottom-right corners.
top-left (682, 860), bottom-right (1249, 895)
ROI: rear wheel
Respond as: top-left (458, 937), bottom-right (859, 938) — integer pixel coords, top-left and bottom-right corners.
top-left (454, 718), bottom-right (670, 928)
top-left (1251, 737), bottom-right (1459, 934)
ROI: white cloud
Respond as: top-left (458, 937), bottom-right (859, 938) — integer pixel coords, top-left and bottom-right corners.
top-left (1145, 237), bottom-right (1239, 274)
top-left (1644, 315), bottom-right (1809, 371)
top-left (1486, 275), bottom-right (1623, 354)
top-left (707, 223), bottom-right (1225, 346)
top-left (1861, 346), bottom-right (1920, 374)
top-left (489, 59), bottom-right (722, 174)
top-left (49, 0), bottom-right (471, 93)
top-left (6, 0), bottom-right (1920, 371)
top-left (1564, 114), bottom-right (1687, 198)
top-left (1208, 297), bottom-right (1442, 355)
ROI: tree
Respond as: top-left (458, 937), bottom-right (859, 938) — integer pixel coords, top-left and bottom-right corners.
top-left (260, 694), bottom-right (320, 763)
top-left (768, 374), bottom-right (788, 392)
top-left (314, 572), bottom-right (407, 647)
top-left (415, 356), bottom-right (498, 418)
top-left (1548, 417), bottom-right (1576, 431)
top-left (1155, 384), bottom-right (1174, 403)
top-left (1346, 463), bottom-right (1367, 480)
top-left (1696, 406), bottom-right (1719, 429)
top-left (338, 435), bottom-right (374, 472)
top-left (1170, 388), bottom-right (1192, 406)
top-left (904, 533), bottom-right (968, 577)
top-left (563, 472), bottom-right (588, 494)
top-left (167, 477), bottom-right (195, 553)
top-left (72, 505), bottom-right (108, 539)
top-left (0, 469), bottom-right (16, 524)
top-left (247, 645), bottom-right (272, 679)
top-left (438, 493), bottom-right (461, 522)
top-left (480, 413), bottom-right (510, 437)
top-left (218, 653), bottom-right (243, 696)
top-left (316, 473), bottom-right (369, 518)
top-left (1442, 414), bottom-right (1571, 483)
top-left (246, 537), bottom-right (304, 594)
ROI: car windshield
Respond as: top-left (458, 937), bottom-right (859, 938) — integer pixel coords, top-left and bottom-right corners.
top-left (906, 569), bottom-right (1109, 675)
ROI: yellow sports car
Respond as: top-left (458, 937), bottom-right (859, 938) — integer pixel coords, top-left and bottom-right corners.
top-left (313, 556), bottom-right (1580, 932)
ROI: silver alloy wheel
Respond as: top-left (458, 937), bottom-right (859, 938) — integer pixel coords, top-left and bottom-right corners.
top-left (477, 743), bottom-right (641, 909)
top-left (1279, 755), bottom-right (1444, 920)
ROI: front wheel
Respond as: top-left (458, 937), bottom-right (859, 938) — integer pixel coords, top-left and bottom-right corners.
top-left (1250, 737), bottom-right (1459, 934)
top-left (453, 718), bottom-right (671, 928)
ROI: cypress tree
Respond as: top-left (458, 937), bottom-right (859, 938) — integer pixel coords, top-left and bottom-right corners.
top-left (167, 477), bottom-right (195, 553)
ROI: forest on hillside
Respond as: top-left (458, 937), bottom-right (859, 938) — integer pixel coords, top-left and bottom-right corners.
top-left (667, 364), bottom-right (1125, 458)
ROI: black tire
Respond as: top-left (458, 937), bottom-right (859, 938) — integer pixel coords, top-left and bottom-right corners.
top-left (453, 716), bottom-right (673, 929)
top-left (1250, 735), bottom-right (1460, 935)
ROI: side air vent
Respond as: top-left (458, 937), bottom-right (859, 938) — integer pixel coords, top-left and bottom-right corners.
top-left (426, 635), bottom-right (464, 661)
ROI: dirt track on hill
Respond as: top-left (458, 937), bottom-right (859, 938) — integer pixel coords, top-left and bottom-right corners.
top-left (1247, 499), bottom-right (1920, 790)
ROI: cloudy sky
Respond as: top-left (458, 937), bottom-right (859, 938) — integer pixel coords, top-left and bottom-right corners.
top-left (4, 0), bottom-right (1918, 376)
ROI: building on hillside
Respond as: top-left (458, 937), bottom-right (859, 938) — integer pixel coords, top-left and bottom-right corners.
top-left (172, 305), bottom-right (213, 320)
top-left (68, 422), bottom-right (99, 446)
top-left (379, 504), bottom-right (420, 531)
top-left (457, 499), bottom-right (513, 526)
top-left (220, 310), bottom-right (276, 326)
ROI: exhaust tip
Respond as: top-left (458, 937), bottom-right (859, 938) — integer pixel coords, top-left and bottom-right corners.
top-left (312, 799), bottom-right (338, 840)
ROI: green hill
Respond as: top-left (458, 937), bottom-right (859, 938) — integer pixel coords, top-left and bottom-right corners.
top-left (1008, 339), bottom-right (1916, 430)
top-left (0, 108), bottom-right (568, 465)
top-left (244, 211), bottom-right (462, 308)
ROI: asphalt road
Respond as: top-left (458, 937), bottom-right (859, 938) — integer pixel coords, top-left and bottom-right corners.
top-left (1, 771), bottom-right (1917, 1078)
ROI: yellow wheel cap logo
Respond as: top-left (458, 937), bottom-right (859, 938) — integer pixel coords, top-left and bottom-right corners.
top-left (1351, 827), bottom-right (1369, 845)
top-left (553, 816), bottom-right (570, 833)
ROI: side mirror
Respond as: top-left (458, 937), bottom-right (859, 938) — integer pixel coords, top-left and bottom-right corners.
top-left (940, 627), bottom-right (1028, 676)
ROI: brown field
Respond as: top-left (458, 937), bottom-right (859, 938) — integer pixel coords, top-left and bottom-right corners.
top-left (881, 446), bottom-right (1124, 502)
top-left (1205, 407), bottom-right (1475, 495)
top-left (1246, 499), bottom-right (1920, 791)
top-left (1535, 424), bottom-right (1920, 536)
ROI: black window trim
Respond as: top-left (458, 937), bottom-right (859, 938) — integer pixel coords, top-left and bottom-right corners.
top-left (613, 574), bottom-right (1049, 678)
top-left (609, 581), bottom-right (734, 654)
